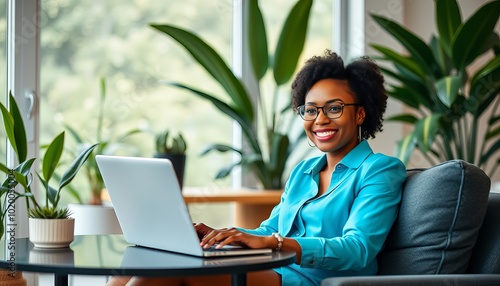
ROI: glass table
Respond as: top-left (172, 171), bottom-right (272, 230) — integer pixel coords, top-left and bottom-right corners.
top-left (0, 235), bottom-right (295, 286)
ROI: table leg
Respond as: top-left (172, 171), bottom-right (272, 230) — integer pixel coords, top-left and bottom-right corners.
top-left (231, 273), bottom-right (246, 286)
top-left (54, 274), bottom-right (68, 286)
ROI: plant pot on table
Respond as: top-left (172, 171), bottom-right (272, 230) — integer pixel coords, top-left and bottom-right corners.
top-left (153, 153), bottom-right (186, 189)
top-left (28, 218), bottom-right (75, 249)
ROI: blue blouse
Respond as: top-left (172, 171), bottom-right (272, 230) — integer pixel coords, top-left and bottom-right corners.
top-left (239, 140), bottom-right (406, 286)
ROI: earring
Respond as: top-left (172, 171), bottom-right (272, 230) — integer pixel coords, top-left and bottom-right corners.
top-left (358, 125), bottom-right (362, 142)
top-left (307, 139), bottom-right (315, 148)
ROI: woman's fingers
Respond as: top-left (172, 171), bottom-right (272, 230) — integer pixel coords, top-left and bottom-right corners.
top-left (200, 228), bottom-right (238, 248)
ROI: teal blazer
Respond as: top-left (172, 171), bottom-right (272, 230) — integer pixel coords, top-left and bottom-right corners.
top-left (240, 140), bottom-right (406, 286)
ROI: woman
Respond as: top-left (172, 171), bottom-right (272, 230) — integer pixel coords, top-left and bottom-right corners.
top-left (107, 50), bottom-right (406, 286)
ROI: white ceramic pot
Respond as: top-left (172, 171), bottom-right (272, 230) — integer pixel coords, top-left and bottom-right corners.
top-left (68, 203), bottom-right (122, 235)
top-left (28, 218), bottom-right (75, 249)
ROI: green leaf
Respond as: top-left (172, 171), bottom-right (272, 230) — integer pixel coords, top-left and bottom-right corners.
top-left (200, 143), bottom-right (241, 156)
top-left (8, 92), bottom-right (28, 163)
top-left (486, 126), bottom-right (500, 141)
top-left (163, 81), bottom-right (260, 153)
top-left (386, 86), bottom-right (422, 110)
top-left (435, 0), bottom-right (462, 56)
top-left (42, 132), bottom-right (65, 184)
top-left (394, 133), bottom-right (417, 164)
top-left (480, 138), bottom-right (500, 166)
top-left (435, 76), bottom-right (461, 107)
top-left (273, 0), bottom-right (313, 85)
top-left (268, 133), bottom-right (289, 188)
top-left (64, 124), bottom-right (85, 144)
top-left (452, 1), bottom-right (500, 69)
top-left (215, 160), bottom-right (241, 179)
top-left (246, 0), bottom-right (268, 80)
top-left (0, 104), bottom-right (16, 157)
top-left (0, 162), bottom-right (9, 174)
top-left (150, 24), bottom-right (254, 121)
top-left (470, 55), bottom-right (500, 115)
top-left (414, 114), bottom-right (442, 152)
top-left (371, 14), bottom-right (437, 77)
top-left (371, 45), bottom-right (426, 81)
top-left (59, 143), bottom-right (99, 191)
top-left (386, 114), bottom-right (419, 124)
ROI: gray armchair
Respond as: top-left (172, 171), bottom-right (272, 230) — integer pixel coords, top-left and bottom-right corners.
top-left (322, 160), bottom-right (500, 286)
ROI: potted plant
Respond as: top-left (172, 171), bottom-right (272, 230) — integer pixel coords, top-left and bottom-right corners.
top-left (149, 0), bottom-right (311, 190)
top-left (0, 92), bottom-right (98, 248)
top-left (369, 0), bottom-right (500, 178)
top-left (0, 92), bottom-right (36, 284)
top-left (29, 131), bottom-right (98, 248)
top-left (154, 130), bottom-right (187, 188)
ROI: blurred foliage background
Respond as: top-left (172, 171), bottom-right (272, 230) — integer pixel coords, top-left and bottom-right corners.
top-left (0, 0), bottom-right (331, 226)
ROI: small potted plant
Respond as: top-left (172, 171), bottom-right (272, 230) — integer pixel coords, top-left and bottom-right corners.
top-left (28, 131), bottom-right (98, 248)
top-left (154, 130), bottom-right (187, 188)
top-left (0, 92), bottom-right (98, 248)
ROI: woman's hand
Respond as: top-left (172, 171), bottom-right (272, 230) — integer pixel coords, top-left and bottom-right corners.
top-left (193, 222), bottom-right (214, 240)
top-left (195, 225), bottom-right (275, 250)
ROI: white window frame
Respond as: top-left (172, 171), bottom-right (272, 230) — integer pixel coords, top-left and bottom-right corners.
top-left (6, 0), bottom-right (39, 239)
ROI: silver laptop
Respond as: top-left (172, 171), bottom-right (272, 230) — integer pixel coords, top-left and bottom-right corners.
top-left (95, 155), bottom-right (272, 257)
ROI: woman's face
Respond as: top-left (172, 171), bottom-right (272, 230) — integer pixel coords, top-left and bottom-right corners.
top-left (302, 79), bottom-right (365, 158)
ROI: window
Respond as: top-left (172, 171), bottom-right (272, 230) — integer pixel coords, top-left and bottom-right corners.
top-left (40, 1), bottom-right (333, 206)
top-left (0, 1), bottom-right (6, 158)
top-left (40, 1), bottom-right (235, 204)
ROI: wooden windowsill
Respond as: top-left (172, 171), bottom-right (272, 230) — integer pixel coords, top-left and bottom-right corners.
top-left (182, 187), bottom-right (282, 204)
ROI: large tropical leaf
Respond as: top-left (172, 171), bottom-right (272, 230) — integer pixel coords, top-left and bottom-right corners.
top-left (430, 36), bottom-right (453, 76)
top-left (267, 133), bottom-right (289, 188)
top-left (386, 114), bottom-right (419, 124)
top-left (435, 76), bottom-right (461, 108)
top-left (480, 138), bottom-right (500, 166)
top-left (451, 1), bottom-right (500, 69)
top-left (371, 44), bottom-right (427, 80)
top-left (394, 133), bottom-right (417, 164)
top-left (386, 86), bottom-right (423, 110)
top-left (470, 55), bottom-right (500, 115)
top-left (150, 24), bottom-right (254, 121)
top-left (246, 0), bottom-right (268, 80)
top-left (414, 114), bottom-right (442, 153)
top-left (163, 81), bottom-right (260, 153)
top-left (273, 0), bottom-right (313, 85)
top-left (435, 0), bottom-right (461, 56)
top-left (371, 14), bottom-right (438, 77)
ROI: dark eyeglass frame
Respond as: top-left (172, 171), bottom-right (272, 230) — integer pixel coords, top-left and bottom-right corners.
top-left (296, 102), bottom-right (362, 121)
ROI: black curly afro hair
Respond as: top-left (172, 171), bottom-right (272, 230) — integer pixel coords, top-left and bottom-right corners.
top-left (291, 50), bottom-right (387, 140)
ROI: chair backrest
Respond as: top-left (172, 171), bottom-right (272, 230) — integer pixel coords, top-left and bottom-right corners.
top-left (377, 160), bottom-right (491, 275)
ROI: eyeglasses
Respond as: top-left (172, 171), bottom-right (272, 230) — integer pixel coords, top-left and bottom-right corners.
top-left (297, 102), bottom-right (362, 121)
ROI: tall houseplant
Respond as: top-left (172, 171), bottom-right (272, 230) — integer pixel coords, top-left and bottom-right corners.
top-left (370, 0), bottom-right (500, 177)
top-left (150, 0), bottom-right (311, 189)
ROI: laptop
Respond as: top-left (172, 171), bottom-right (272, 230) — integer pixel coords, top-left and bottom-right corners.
top-left (95, 155), bottom-right (272, 257)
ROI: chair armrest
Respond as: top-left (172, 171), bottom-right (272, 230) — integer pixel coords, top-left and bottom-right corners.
top-left (321, 274), bottom-right (500, 286)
